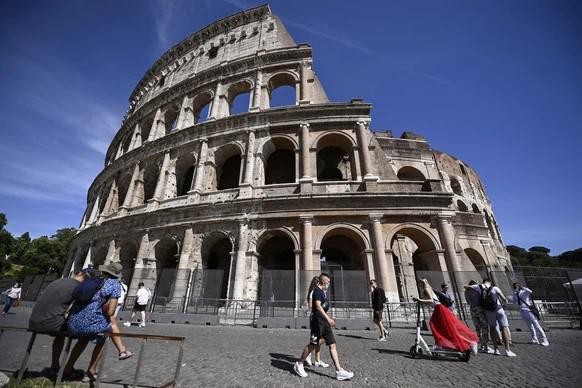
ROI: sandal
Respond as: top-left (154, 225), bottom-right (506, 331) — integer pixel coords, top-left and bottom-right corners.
top-left (119, 350), bottom-right (134, 360)
top-left (81, 371), bottom-right (97, 383)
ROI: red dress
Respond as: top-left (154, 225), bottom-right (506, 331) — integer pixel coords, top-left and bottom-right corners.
top-left (429, 304), bottom-right (479, 352)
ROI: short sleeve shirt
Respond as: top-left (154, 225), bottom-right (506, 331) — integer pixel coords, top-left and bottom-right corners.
top-left (311, 287), bottom-right (329, 320)
top-left (29, 278), bottom-right (79, 332)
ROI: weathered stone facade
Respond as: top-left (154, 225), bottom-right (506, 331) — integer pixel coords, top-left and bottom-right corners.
top-left (65, 5), bottom-right (510, 308)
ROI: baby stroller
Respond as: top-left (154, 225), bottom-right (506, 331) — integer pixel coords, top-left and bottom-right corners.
top-left (409, 300), bottom-right (471, 362)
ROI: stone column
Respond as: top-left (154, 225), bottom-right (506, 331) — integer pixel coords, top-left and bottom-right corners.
top-left (356, 121), bottom-right (378, 191)
top-left (128, 123), bottom-right (142, 151)
top-left (369, 213), bottom-right (399, 302)
top-left (239, 130), bottom-right (255, 198)
top-left (82, 242), bottom-right (94, 269)
top-left (208, 82), bottom-right (221, 120)
top-left (86, 194), bottom-right (101, 225)
top-left (172, 228), bottom-right (194, 304)
top-left (176, 95), bottom-right (193, 130)
top-left (148, 108), bottom-right (165, 141)
top-left (299, 123), bottom-right (313, 194)
top-left (232, 219), bottom-right (248, 301)
top-left (190, 139), bottom-right (208, 202)
top-left (299, 61), bottom-right (310, 104)
top-left (300, 216), bottom-right (314, 272)
top-left (434, 214), bottom-right (464, 309)
top-left (393, 235), bottom-right (418, 301)
top-left (250, 69), bottom-right (262, 112)
top-left (115, 142), bottom-right (124, 160)
top-left (152, 151), bottom-right (171, 202)
top-left (104, 238), bottom-right (119, 265)
top-left (164, 160), bottom-right (177, 200)
top-left (100, 179), bottom-right (119, 220)
top-left (129, 231), bottom-right (150, 295)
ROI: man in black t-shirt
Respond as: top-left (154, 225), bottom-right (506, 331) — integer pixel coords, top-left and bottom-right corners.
top-left (370, 280), bottom-right (388, 341)
top-left (293, 273), bottom-right (354, 381)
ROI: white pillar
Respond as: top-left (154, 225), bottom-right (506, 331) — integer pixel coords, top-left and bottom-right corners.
top-left (369, 213), bottom-right (399, 302)
top-left (232, 219), bottom-right (248, 300)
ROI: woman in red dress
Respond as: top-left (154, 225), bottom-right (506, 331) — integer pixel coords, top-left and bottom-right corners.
top-left (416, 278), bottom-right (478, 354)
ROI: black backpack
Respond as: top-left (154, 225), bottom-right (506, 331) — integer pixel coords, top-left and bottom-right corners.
top-left (480, 285), bottom-right (497, 311)
top-left (433, 289), bottom-right (454, 308)
top-left (72, 278), bottom-right (104, 303)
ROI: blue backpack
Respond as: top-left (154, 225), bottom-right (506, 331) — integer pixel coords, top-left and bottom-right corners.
top-left (72, 278), bottom-right (104, 303)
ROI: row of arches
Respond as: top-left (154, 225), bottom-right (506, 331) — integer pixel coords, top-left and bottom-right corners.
top-left (111, 72), bottom-right (299, 165)
top-left (72, 222), bottom-right (492, 307)
top-left (455, 200), bottom-right (502, 242)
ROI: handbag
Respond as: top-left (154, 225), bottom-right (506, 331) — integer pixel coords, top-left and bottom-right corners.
top-left (516, 291), bottom-right (540, 320)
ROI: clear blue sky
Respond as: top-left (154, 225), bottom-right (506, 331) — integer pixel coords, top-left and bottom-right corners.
top-left (0, 1), bottom-right (580, 255)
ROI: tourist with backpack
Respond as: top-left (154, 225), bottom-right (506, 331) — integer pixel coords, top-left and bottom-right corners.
top-left (465, 278), bottom-right (516, 357)
top-left (66, 262), bottom-right (134, 382)
top-left (511, 282), bottom-right (549, 346)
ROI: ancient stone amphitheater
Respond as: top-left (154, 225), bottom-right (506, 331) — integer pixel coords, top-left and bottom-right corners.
top-left (65, 5), bottom-right (510, 314)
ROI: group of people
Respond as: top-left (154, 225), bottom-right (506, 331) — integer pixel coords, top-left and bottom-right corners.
top-left (293, 274), bottom-right (550, 381)
top-left (26, 263), bottom-right (151, 382)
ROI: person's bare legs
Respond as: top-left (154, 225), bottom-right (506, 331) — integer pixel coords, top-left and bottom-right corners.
top-left (87, 341), bottom-right (106, 375)
top-left (374, 318), bottom-right (386, 338)
top-left (63, 339), bottom-right (90, 372)
top-left (314, 340), bottom-right (323, 362)
top-left (140, 310), bottom-right (146, 324)
top-left (298, 343), bottom-right (317, 363)
top-left (328, 343), bottom-right (342, 371)
top-left (502, 327), bottom-right (512, 351)
top-left (109, 318), bottom-right (129, 354)
top-left (128, 310), bottom-right (136, 323)
top-left (51, 335), bottom-right (65, 369)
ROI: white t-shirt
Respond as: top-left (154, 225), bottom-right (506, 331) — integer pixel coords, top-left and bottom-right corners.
top-left (7, 287), bottom-right (21, 299)
top-left (136, 287), bottom-right (151, 305)
top-left (514, 287), bottom-right (533, 311)
top-left (119, 282), bottom-right (128, 305)
top-left (469, 284), bottom-right (503, 309)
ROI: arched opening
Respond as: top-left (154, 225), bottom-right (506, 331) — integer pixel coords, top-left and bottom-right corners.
top-left (268, 73), bottom-right (297, 108)
top-left (153, 237), bottom-right (179, 305)
top-left (92, 245), bottom-right (108, 267)
top-left (164, 104), bottom-right (180, 133)
top-left (457, 200), bottom-right (468, 212)
top-left (472, 204), bottom-right (481, 214)
top-left (227, 80), bottom-right (252, 116)
top-left (175, 153), bottom-right (197, 197)
top-left (117, 172), bottom-right (132, 208)
top-left (463, 248), bottom-right (487, 273)
top-left (484, 211), bottom-right (497, 240)
top-left (390, 228), bottom-right (441, 301)
top-left (119, 241), bottom-right (137, 286)
top-left (257, 233), bottom-right (295, 307)
top-left (316, 134), bottom-right (356, 181)
top-left (450, 178), bottom-right (463, 195)
top-left (397, 166), bottom-right (425, 181)
top-left (265, 150), bottom-right (295, 184)
top-left (140, 116), bottom-right (154, 142)
top-left (143, 161), bottom-right (160, 202)
top-left (201, 235), bottom-right (232, 302)
top-left (193, 92), bottom-right (213, 124)
top-left (122, 133), bottom-right (133, 154)
top-left (320, 228), bottom-right (368, 304)
top-left (218, 155), bottom-right (241, 190)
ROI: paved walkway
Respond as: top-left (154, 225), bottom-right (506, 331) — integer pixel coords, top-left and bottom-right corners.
top-left (1, 310), bottom-right (581, 387)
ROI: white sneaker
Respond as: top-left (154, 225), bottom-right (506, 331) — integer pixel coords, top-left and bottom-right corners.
top-left (470, 343), bottom-right (478, 355)
top-left (304, 354), bottom-right (312, 366)
top-left (540, 339), bottom-right (549, 347)
top-left (506, 350), bottom-right (517, 357)
top-left (314, 360), bottom-right (330, 368)
top-left (336, 369), bottom-right (354, 381)
top-left (378, 336), bottom-right (387, 342)
top-left (528, 339), bottom-right (539, 345)
top-left (493, 349), bottom-right (501, 355)
top-left (139, 323), bottom-right (146, 328)
top-left (123, 321), bottom-right (131, 327)
top-left (294, 361), bottom-right (308, 378)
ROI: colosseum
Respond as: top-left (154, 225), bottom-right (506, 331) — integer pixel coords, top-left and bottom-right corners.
top-left (65, 5), bottom-right (510, 321)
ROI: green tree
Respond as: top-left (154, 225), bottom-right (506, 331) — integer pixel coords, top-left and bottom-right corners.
top-left (19, 228), bottom-right (77, 275)
top-left (0, 213), bottom-right (15, 273)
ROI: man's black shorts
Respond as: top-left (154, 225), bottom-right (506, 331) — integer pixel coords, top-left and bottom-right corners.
top-left (373, 309), bottom-right (383, 321)
top-left (310, 317), bottom-right (336, 346)
top-left (134, 302), bottom-right (147, 312)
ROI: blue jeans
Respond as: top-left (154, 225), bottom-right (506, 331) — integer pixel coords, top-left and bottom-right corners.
top-left (2, 296), bottom-right (15, 313)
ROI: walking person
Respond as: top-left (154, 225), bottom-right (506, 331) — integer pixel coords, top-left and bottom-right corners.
top-left (464, 280), bottom-right (493, 353)
top-left (1, 282), bottom-right (22, 315)
top-left (512, 282), bottom-right (549, 346)
top-left (370, 280), bottom-right (388, 341)
top-left (123, 282), bottom-right (151, 328)
top-left (114, 278), bottom-right (128, 318)
top-left (415, 279), bottom-right (478, 354)
top-left (293, 273), bottom-right (354, 381)
top-left (304, 276), bottom-right (329, 368)
top-left (466, 278), bottom-right (516, 357)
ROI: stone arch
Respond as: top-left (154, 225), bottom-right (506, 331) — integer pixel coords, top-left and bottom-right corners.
top-left (472, 204), bottom-right (481, 213)
top-left (121, 132), bottom-right (133, 154)
top-left (457, 199), bottom-right (468, 212)
top-left (164, 102), bottom-right (181, 133)
top-left (152, 236), bottom-right (180, 301)
top-left (91, 243), bottom-right (109, 267)
top-left (387, 224), bottom-right (442, 301)
top-left (214, 143), bottom-right (243, 190)
top-left (119, 240), bottom-right (138, 285)
top-left (397, 166), bottom-right (425, 181)
top-left (200, 231), bottom-right (234, 301)
top-left (314, 132), bottom-right (357, 181)
top-left (317, 224), bottom-right (370, 303)
top-left (192, 90), bottom-right (213, 124)
top-left (255, 229), bottom-right (297, 303)
top-left (260, 136), bottom-right (297, 185)
top-left (450, 177), bottom-right (463, 195)
top-left (463, 247), bottom-right (487, 271)
top-left (483, 211), bottom-right (497, 240)
top-left (226, 79), bottom-right (253, 116)
top-left (142, 157), bottom-right (162, 202)
top-left (266, 72), bottom-right (298, 108)
top-left (140, 114), bottom-right (154, 142)
top-left (175, 151), bottom-right (197, 197)
top-left (116, 170), bottom-right (133, 208)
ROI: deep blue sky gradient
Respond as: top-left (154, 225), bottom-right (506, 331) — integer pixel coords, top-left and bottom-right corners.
top-left (0, 0), bottom-right (580, 254)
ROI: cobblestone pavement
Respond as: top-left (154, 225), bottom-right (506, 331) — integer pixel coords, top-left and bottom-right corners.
top-left (1, 310), bottom-right (581, 387)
